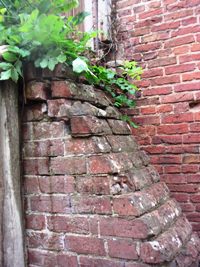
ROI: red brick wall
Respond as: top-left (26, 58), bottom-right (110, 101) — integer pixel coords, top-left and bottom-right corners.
top-left (22, 66), bottom-right (200, 266)
top-left (117, 0), bottom-right (200, 234)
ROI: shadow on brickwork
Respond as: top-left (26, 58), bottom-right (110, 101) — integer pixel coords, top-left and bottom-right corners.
top-left (23, 65), bottom-right (200, 267)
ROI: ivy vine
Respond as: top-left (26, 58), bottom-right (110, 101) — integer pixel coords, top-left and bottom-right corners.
top-left (0, 0), bottom-right (142, 127)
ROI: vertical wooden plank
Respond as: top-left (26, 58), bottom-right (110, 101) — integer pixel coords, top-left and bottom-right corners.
top-left (0, 81), bottom-right (25, 267)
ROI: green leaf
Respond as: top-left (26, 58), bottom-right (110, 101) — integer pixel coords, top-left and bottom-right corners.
top-left (0, 69), bottom-right (12, 80)
top-left (2, 52), bottom-right (18, 62)
top-left (0, 62), bottom-right (12, 70)
top-left (57, 54), bottom-right (66, 63)
top-left (39, 58), bottom-right (48, 68)
top-left (15, 60), bottom-right (23, 76)
top-left (72, 57), bottom-right (89, 73)
top-left (48, 58), bottom-right (58, 71)
top-left (11, 68), bottom-right (19, 82)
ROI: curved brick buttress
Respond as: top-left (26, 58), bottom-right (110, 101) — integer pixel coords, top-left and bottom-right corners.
top-left (23, 71), bottom-right (200, 266)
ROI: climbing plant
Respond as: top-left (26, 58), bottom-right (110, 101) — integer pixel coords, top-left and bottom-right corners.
top-left (0, 0), bottom-right (142, 126)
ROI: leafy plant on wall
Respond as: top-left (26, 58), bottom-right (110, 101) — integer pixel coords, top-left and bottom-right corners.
top-left (0, 0), bottom-right (142, 127)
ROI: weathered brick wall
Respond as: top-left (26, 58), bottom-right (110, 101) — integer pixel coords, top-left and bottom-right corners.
top-left (22, 66), bottom-right (200, 266)
top-left (116, 0), bottom-right (200, 235)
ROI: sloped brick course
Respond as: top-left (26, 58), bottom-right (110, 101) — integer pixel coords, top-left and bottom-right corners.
top-left (23, 76), bottom-right (200, 266)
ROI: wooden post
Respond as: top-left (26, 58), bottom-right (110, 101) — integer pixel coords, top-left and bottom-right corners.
top-left (0, 81), bottom-right (25, 267)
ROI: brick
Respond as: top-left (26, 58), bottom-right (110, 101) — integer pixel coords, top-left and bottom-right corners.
top-left (70, 116), bottom-right (112, 136)
top-left (87, 155), bottom-right (118, 174)
top-left (23, 140), bottom-right (64, 157)
top-left (152, 21), bottom-right (180, 32)
top-left (182, 16), bottom-right (197, 25)
top-left (26, 214), bottom-right (45, 230)
top-left (26, 81), bottom-right (49, 100)
top-left (113, 182), bottom-right (169, 217)
top-left (151, 155), bottom-right (182, 164)
top-left (152, 135), bottom-right (182, 145)
top-left (168, 184), bottom-right (199, 193)
top-left (161, 92), bottom-right (194, 104)
top-left (164, 165), bottom-right (182, 174)
top-left (141, 199), bottom-right (181, 235)
top-left (143, 51), bottom-right (158, 60)
top-left (139, 8), bottom-right (162, 19)
top-left (143, 86), bottom-right (172, 96)
top-left (23, 103), bottom-right (47, 122)
top-left (148, 57), bottom-right (176, 68)
top-left (183, 72), bottom-right (200, 82)
top-left (151, 75), bottom-right (180, 86)
top-left (162, 113), bottom-right (194, 123)
top-left (30, 195), bottom-right (71, 213)
top-left (47, 99), bottom-right (72, 118)
top-left (173, 46), bottom-right (190, 55)
top-left (118, 9), bottom-right (132, 17)
top-left (134, 17), bottom-right (162, 28)
top-left (107, 239), bottom-right (138, 260)
top-left (156, 104), bottom-right (173, 113)
top-left (76, 175), bottom-right (110, 195)
top-left (187, 174), bottom-right (200, 183)
top-left (28, 249), bottom-right (57, 267)
top-left (165, 64), bottom-right (196, 75)
top-left (65, 136), bottom-right (111, 155)
top-left (47, 216), bottom-right (89, 234)
top-left (24, 121), bottom-right (65, 141)
top-left (182, 165), bottom-right (199, 173)
top-left (180, 203), bottom-right (195, 212)
top-left (134, 115), bottom-right (160, 126)
top-left (88, 153), bottom-right (134, 174)
top-left (185, 0), bottom-right (200, 7)
top-left (79, 256), bottom-right (125, 267)
top-left (24, 158), bottom-right (49, 175)
top-left (180, 54), bottom-right (200, 64)
top-left (71, 195), bottom-right (112, 214)
top-left (165, 36), bottom-right (195, 48)
top-left (162, 174), bottom-right (187, 184)
top-left (24, 176), bottom-right (74, 194)
top-left (117, 0), bottom-right (141, 9)
top-left (57, 254), bottom-right (78, 267)
top-left (27, 232), bottom-right (64, 250)
top-left (174, 102), bottom-right (189, 113)
top-left (50, 157), bottom-right (86, 175)
top-left (51, 81), bottom-right (78, 98)
top-left (183, 134), bottom-right (200, 144)
top-left (172, 26), bottom-right (200, 37)
top-left (190, 194), bottom-right (200, 203)
top-left (132, 27), bottom-right (150, 37)
top-left (141, 33), bottom-right (169, 43)
top-left (24, 177), bottom-right (40, 194)
top-left (140, 216), bottom-right (192, 264)
top-left (125, 263), bottom-right (149, 267)
top-left (99, 217), bottom-right (148, 239)
top-left (106, 135), bottom-right (138, 152)
top-left (107, 119), bottom-right (131, 134)
top-left (171, 193), bottom-right (189, 202)
top-left (142, 68), bottom-right (163, 78)
top-left (157, 124), bottom-right (188, 134)
top-left (141, 106), bottom-right (156, 115)
top-left (164, 9), bottom-right (193, 21)
top-left (191, 43), bottom-right (200, 52)
top-left (135, 42), bottom-right (161, 53)
top-left (166, 2), bottom-right (185, 11)
top-left (187, 213), bottom-right (200, 222)
top-left (144, 146), bottom-right (165, 154)
top-left (65, 236), bottom-right (105, 256)
top-left (174, 82), bottom-right (200, 92)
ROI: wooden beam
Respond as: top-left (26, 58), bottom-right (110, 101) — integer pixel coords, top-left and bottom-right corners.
top-left (0, 81), bottom-right (25, 267)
